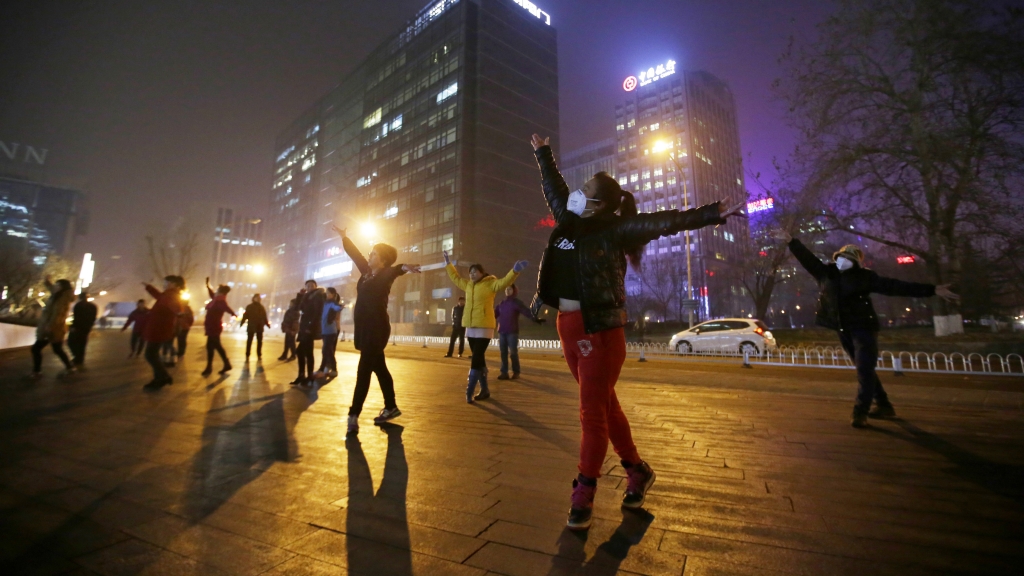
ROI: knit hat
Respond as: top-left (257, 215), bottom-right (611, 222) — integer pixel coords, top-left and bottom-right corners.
top-left (833, 244), bottom-right (864, 265)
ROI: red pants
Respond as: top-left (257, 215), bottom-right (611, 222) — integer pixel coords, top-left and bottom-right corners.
top-left (557, 311), bottom-right (640, 479)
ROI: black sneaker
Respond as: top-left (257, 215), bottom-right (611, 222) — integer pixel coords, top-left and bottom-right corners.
top-left (868, 402), bottom-right (896, 419)
top-left (201, 367), bottom-right (213, 376)
top-left (851, 408), bottom-right (869, 428)
top-left (621, 460), bottom-right (656, 508)
top-left (219, 364), bottom-right (232, 374)
top-left (444, 354), bottom-right (452, 358)
top-left (496, 374), bottom-right (510, 380)
top-left (374, 407), bottom-right (402, 424)
top-left (511, 373), bottom-right (521, 380)
top-left (289, 377), bottom-right (305, 386)
top-left (567, 478), bottom-right (596, 531)
top-left (474, 391), bottom-right (490, 401)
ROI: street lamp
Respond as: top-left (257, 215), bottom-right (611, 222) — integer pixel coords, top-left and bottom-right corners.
top-left (360, 222), bottom-right (377, 240)
top-left (653, 139), bottom-right (696, 328)
top-left (253, 264), bottom-right (266, 275)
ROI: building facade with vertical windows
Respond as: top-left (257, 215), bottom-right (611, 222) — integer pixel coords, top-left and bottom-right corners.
top-left (210, 207), bottom-right (265, 311)
top-left (266, 0), bottom-right (559, 326)
top-left (612, 63), bottom-right (749, 321)
top-left (561, 138), bottom-right (616, 192)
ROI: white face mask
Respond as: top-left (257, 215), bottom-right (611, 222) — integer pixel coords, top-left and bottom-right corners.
top-left (566, 189), bottom-right (600, 216)
top-left (835, 256), bottom-right (855, 271)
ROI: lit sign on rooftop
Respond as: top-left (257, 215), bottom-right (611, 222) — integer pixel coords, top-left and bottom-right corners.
top-left (623, 59), bottom-right (676, 92)
top-left (746, 198), bottom-right (774, 213)
top-left (512, 0), bottom-right (551, 25)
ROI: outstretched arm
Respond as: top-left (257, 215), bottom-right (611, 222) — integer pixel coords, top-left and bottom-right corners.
top-left (615, 203), bottom-right (728, 247)
top-left (787, 237), bottom-right (829, 281)
top-left (870, 272), bottom-right (936, 298)
top-left (532, 136), bottom-right (572, 225)
top-left (493, 267), bottom-right (521, 293)
top-left (445, 263), bottom-right (470, 291)
top-left (333, 226), bottom-right (371, 276)
top-left (144, 283), bottom-right (161, 299)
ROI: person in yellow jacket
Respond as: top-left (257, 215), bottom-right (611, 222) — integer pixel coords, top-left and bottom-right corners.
top-left (29, 276), bottom-right (77, 378)
top-left (443, 250), bottom-right (529, 403)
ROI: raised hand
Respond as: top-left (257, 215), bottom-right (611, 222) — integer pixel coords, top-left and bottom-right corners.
top-left (403, 264), bottom-right (422, 274)
top-left (531, 134), bottom-right (550, 151)
top-left (331, 225), bottom-right (346, 239)
top-left (205, 277), bottom-right (211, 286)
top-left (935, 284), bottom-right (960, 303)
top-left (718, 201), bottom-right (748, 219)
top-left (513, 260), bottom-right (530, 273)
top-left (442, 250), bottom-right (451, 266)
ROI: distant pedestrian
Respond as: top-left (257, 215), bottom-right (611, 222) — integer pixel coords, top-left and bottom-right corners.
top-left (529, 133), bottom-right (745, 529)
top-left (443, 251), bottom-right (526, 403)
top-left (202, 278), bottom-right (236, 376)
top-left (494, 284), bottom-right (544, 380)
top-left (28, 276), bottom-right (76, 378)
top-left (175, 302), bottom-right (194, 357)
top-left (239, 293), bottom-right (270, 361)
top-left (315, 287), bottom-right (344, 378)
top-left (333, 225), bottom-right (420, 434)
top-left (444, 296), bottom-right (466, 358)
top-left (277, 297), bottom-right (300, 361)
top-left (68, 291), bottom-right (98, 368)
top-left (141, 276), bottom-right (185, 390)
top-left (121, 300), bottom-right (149, 357)
top-left (781, 232), bottom-right (960, 428)
top-left (293, 280), bottom-right (325, 388)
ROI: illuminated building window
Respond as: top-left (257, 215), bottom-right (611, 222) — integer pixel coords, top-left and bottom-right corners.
top-left (650, 123), bottom-right (660, 131)
top-left (643, 182), bottom-right (651, 191)
top-left (627, 119), bottom-right (636, 128)
top-left (616, 124), bottom-right (624, 131)
top-left (630, 172), bottom-right (639, 183)
top-left (618, 176), bottom-right (627, 185)
top-left (642, 170), bottom-right (650, 179)
top-left (437, 81), bottom-right (458, 103)
top-left (363, 108), bottom-right (382, 128)
top-left (654, 181), bottom-right (663, 189)
top-left (653, 168), bottom-right (662, 176)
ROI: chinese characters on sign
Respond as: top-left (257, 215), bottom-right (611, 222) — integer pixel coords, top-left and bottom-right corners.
top-left (896, 255), bottom-right (916, 264)
top-left (623, 60), bottom-right (677, 91)
top-left (512, 0), bottom-right (551, 25)
top-left (746, 198), bottom-right (774, 213)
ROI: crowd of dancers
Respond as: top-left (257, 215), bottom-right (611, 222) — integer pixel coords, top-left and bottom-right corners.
top-left (25, 134), bottom-right (960, 530)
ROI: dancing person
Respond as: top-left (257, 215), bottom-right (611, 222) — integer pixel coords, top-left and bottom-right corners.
top-left (443, 252), bottom-right (527, 403)
top-left (444, 296), bottom-right (466, 358)
top-left (293, 281), bottom-right (325, 388)
top-left (29, 277), bottom-right (76, 378)
top-left (779, 231), bottom-right (960, 428)
top-left (122, 300), bottom-right (149, 357)
top-left (68, 291), bottom-right (98, 369)
top-left (239, 293), bottom-right (270, 361)
top-left (529, 133), bottom-right (746, 530)
top-left (494, 284), bottom-right (544, 380)
top-left (175, 301), bottom-right (194, 358)
top-left (332, 225), bottom-right (420, 433)
top-left (315, 287), bottom-right (344, 379)
top-left (142, 276), bottom-right (185, 390)
top-left (278, 297), bottom-right (300, 361)
top-left (202, 278), bottom-right (236, 376)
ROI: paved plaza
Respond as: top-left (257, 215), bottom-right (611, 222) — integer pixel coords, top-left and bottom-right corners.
top-left (1, 330), bottom-right (1023, 575)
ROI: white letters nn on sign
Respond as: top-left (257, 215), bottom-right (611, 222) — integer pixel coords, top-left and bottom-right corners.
top-left (0, 140), bottom-right (48, 165)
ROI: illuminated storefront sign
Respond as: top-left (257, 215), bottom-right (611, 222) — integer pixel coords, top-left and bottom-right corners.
top-left (624, 60), bottom-right (676, 91)
top-left (512, 0), bottom-right (551, 25)
top-left (746, 198), bottom-right (774, 213)
top-left (896, 255), bottom-right (916, 264)
top-left (312, 261), bottom-right (353, 280)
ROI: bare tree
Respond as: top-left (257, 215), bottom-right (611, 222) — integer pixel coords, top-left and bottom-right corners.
top-left (141, 216), bottom-right (205, 286)
top-left (777, 0), bottom-right (1024, 334)
top-left (0, 236), bottom-right (38, 312)
top-left (636, 256), bottom-right (677, 321)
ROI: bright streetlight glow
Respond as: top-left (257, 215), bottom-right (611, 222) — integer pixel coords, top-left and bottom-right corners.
top-left (181, 291), bottom-right (191, 301)
top-left (652, 140), bottom-right (674, 154)
top-left (361, 222), bottom-right (377, 239)
top-left (98, 290), bottom-right (108, 296)
top-left (253, 264), bottom-right (266, 275)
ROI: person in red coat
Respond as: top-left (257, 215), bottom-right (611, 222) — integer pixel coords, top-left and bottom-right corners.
top-left (142, 275), bottom-right (184, 390)
top-left (202, 277), bottom-right (237, 376)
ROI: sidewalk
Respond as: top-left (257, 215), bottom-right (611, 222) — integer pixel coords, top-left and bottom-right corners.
top-left (1, 331), bottom-right (1022, 575)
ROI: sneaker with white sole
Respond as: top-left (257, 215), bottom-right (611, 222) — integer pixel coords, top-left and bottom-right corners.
top-left (373, 407), bottom-right (402, 424)
top-left (567, 476), bottom-right (597, 531)
top-left (347, 415), bottom-right (358, 435)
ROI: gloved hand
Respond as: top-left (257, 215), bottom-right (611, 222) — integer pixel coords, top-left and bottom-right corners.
top-left (443, 250), bottom-right (451, 265)
top-left (513, 260), bottom-right (529, 273)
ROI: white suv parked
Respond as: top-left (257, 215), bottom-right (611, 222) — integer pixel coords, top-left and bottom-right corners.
top-left (669, 319), bottom-right (777, 356)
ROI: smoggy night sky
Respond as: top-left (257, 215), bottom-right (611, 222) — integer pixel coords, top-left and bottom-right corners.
top-left (0, 0), bottom-right (829, 296)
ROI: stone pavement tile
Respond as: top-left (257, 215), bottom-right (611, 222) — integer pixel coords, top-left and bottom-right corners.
top-left (822, 513), bottom-right (1024, 557)
top-left (646, 479), bottom-right (792, 511)
top-left (286, 528), bottom-right (487, 575)
top-left (464, 541), bottom-right (641, 576)
top-left (38, 486), bottom-right (168, 529)
top-left (74, 538), bottom-right (235, 576)
top-left (642, 494), bottom-right (830, 532)
top-left (659, 530), bottom-right (924, 576)
top-left (125, 514), bottom-right (296, 575)
top-left (861, 536), bottom-right (1023, 574)
top-left (0, 484), bottom-right (30, 510)
top-left (0, 499), bottom-right (129, 561)
top-left (312, 507), bottom-right (487, 562)
top-left (0, 465), bottom-right (76, 496)
top-left (259, 555), bottom-right (349, 575)
top-left (606, 459), bottom-right (745, 481)
top-left (399, 484), bottom-right (501, 514)
top-left (167, 497), bottom-right (320, 547)
top-left (683, 556), bottom-right (800, 576)
top-left (2, 549), bottom-right (82, 576)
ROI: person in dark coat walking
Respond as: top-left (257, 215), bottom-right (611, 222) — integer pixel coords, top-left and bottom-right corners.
top-left (444, 296), bottom-right (466, 358)
top-left (29, 277), bottom-right (76, 378)
top-left (494, 284), bottom-right (544, 380)
top-left (781, 232), bottom-right (959, 428)
top-left (202, 278), bottom-right (236, 376)
top-left (333, 225), bottom-right (420, 434)
top-left (175, 302), bottom-right (194, 357)
top-left (278, 297), bottom-right (300, 361)
top-left (122, 300), bottom-right (149, 357)
top-left (529, 134), bottom-right (746, 530)
top-left (68, 291), bottom-right (98, 368)
top-left (292, 281), bottom-right (326, 388)
top-left (142, 276), bottom-right (184, 390)
top-left (239, 293), bottom-right (271, 360)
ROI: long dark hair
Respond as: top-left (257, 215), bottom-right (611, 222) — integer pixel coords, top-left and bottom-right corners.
top-left (592, 172), bottom-right (642, 270)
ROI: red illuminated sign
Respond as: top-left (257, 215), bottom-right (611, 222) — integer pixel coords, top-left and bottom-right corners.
top-left (896, 255), bottom-right (916, 264)
top-left (534, 215), bottom-right (556, 230)
top-left (623, 75), bottom-right (638, 92)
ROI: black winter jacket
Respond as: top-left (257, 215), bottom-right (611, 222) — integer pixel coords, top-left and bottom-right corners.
top-left (788, 238), bottom-right (935, 332)
top-left (451, 303), bottom-right (465, 329)
top-left (298, 288), bottom-right (326, 340)
top-left (240, 302), bottom-right (269, 333)
top-left (343, 236), bottom-right (407, 353)
top-left (529, 145), bottom-right (726, 334)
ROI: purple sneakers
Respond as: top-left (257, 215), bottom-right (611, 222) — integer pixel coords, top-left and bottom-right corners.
top-left (621, 460), bottom-right (656, 508)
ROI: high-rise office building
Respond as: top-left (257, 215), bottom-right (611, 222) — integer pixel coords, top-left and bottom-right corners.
top-left (613, 62), bottom-right (749, 320)
top-left (267, 0), bottom-right (559, 326)
top-left (210, 207), bottom-right (265, 310)
top-left (561, 138), bottom-right (616, 192)
top-left (0, 176), bottom-right (88, 257)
